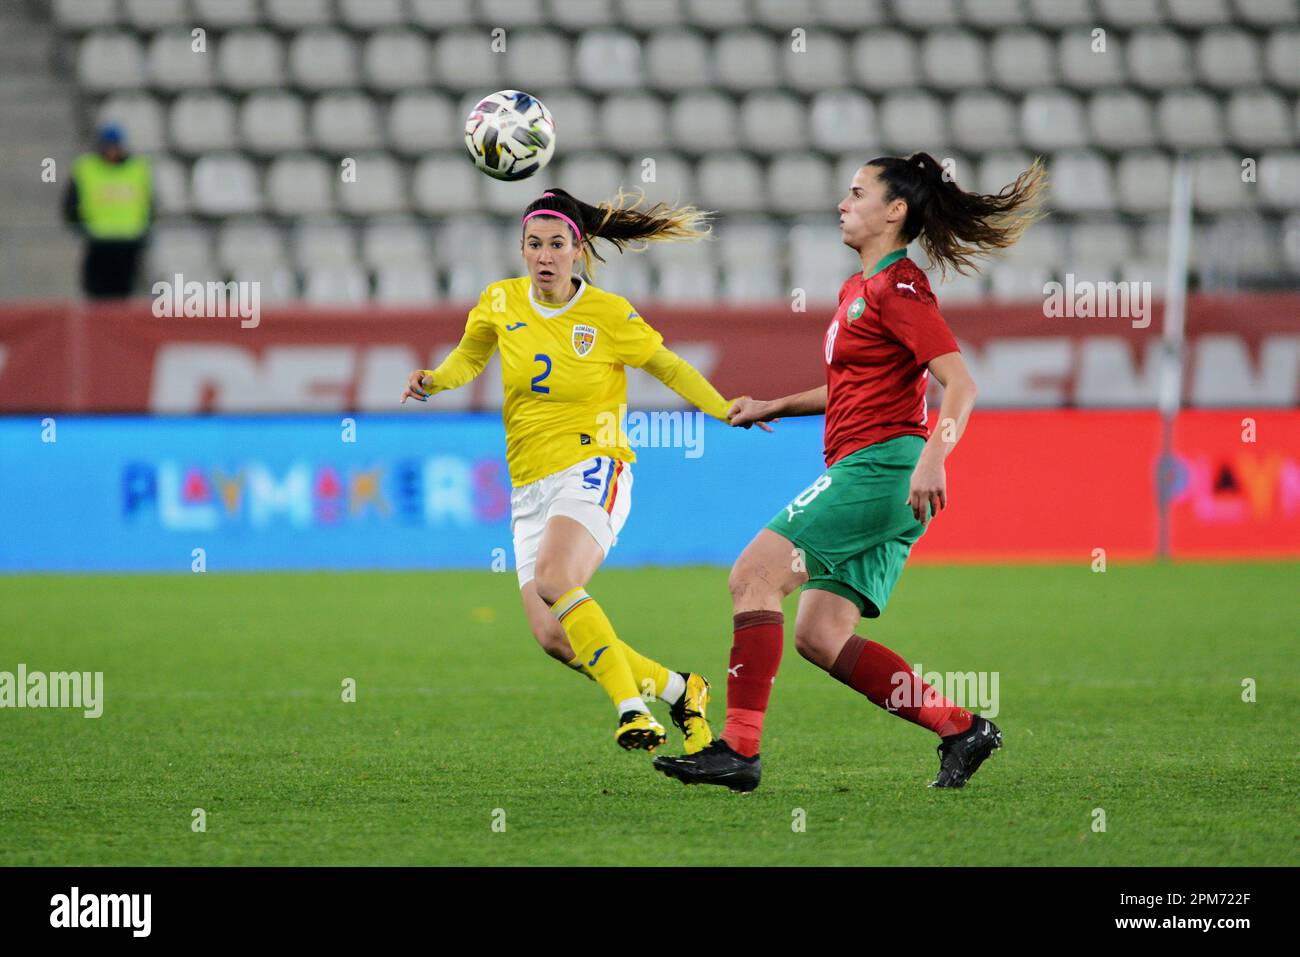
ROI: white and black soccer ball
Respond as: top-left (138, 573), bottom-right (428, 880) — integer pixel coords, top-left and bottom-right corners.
top-left (463, 90), bottom-right (556, 182)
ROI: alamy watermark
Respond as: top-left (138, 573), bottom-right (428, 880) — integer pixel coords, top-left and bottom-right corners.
top-left (0, 664), bottom-right (103, 718)
top-left (152, 274), bottom-right (260, 329)
top-left (1043, 275), bottom-right (1152, 329)
top-left (890, 664), bottom-right (999, 719)
top-left (595, 404), bottom-right (705, 459)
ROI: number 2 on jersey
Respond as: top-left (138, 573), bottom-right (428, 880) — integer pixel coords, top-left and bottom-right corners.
top-left (531, 353), bottom-right (552, 393)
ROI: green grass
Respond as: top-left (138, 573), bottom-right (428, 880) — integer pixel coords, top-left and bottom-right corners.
top-left (0, 562), bottom-right (1296, 866)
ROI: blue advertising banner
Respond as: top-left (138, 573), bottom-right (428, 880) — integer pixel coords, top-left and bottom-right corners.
top-left (1, 414), bottom-right (827, 573)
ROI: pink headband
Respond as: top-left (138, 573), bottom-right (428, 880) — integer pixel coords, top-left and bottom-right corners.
top-left (522, 193), bottom-right (581, 241)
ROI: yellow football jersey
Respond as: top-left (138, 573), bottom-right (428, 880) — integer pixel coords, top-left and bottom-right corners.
top-left (429, 275), bottom-right (665, 486)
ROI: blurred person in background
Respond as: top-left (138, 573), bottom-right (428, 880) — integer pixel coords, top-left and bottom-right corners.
top-left (62, 123), bottom-right (152, 299)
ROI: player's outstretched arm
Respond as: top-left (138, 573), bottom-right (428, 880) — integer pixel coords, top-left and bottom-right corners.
top-left (727, 385), bottom-right (827, 430)
top-left (400, 329), bottom-right (497, 405)
top-left (638, 345), bottom-right (737, 421)
top-left (907, 351), bottom-right (976, 524)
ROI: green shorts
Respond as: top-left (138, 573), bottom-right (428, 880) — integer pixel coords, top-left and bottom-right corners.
top-left (764, 435), bottom-right (928, 618)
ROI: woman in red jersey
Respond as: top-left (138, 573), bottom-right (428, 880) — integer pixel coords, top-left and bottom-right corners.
top-left (654, 152), bottom-right (1047, 792)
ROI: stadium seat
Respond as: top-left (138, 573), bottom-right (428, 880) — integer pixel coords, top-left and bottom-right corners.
top-left (79, 33), bottom-right (145, 92)
top-left (54, 0), bottom-right (117, 29)
top-left (1260, 151), bottom-right (1300, 210)
top-left (1021, 90), bottom-right (1089, 151)
top-left (503, 31), bottom-right (572, 88)
top-left (1059, 30), bottom-right (1127, 88)
top-left (364, 31), bottom-right (430, 91)
top-left (600, 93), bottom-right (670, 153)
top-left (1235, 0), bottom-right (1299, 26)
top-left (551, 0), bottom-right (618, 28)
top-left (622, 152), bottom-right (695, 206)
top-left (669, 92), bottom-right (738, 154)
top-left (148, 222), bottom-right (215, 280)
top-left (232, 264), bottom-right (299, 303)
top-left (1088, 91), bottom-right (1156, 149)
top-left (446, 260), bottom-right (508, 301)
top-left (753, 0), bottom-right (814, 28)
top-left (1192, 151), bottom-right (1254, 211)
top-left (556, 154), bottom-right (624, 201)
top-left (1226, 90), bottom-right (1294, 148)
top-left (817, 0), bottom-right (888, 28)
top-left (151, 155), bottom-right (191, 215)
top-left (409, 0), bottom-right (475, 29)
top-left (1156, 90), bottom-right (1224, 148)
top-left (1049, 150), bottom-right (1117, 212)
top-left (338, 0), bottom-right (406, 29)
top-left (1096, 0), bottom-right (1164, 26)
top-left (170, 93), bottom-right (238, 156)
top-left (644, 30), bottom-right (712, 90)
top-left (1282, 213), bottom-right (1300, 274)
top-left (192, 0), bottom-right (260, 28)
top-left (852, 31), bottom-right (920, 91)
top-left (1196, 29), bottom-right (1262, 89)
top-left (217, 31), bottom-right (286, 91)
top-left (311, 93), bottom-right (384, 153)
top-left (988, 261), bottom-right (1052, 302)
top-left (335, 153), bottom-right (407, 216)
top-left (241, 93), bottom-right (309, 155)
top-left (291, 219), bottom-right (357, 272)
top-left (1071, 217), bottom-right (1135, 267)
top-left (215, 219), bottom-right (287, 272)
top-left (895, 0), bottom-right (961, 28)
top-left (1126, 30), bottom-right (1194, 89)
top-left (1116, 152), bottom-right (1175, 212)
top-left (1027, 0), bottom-right (1094, 27)
top-left (97, 94), bottom-right (167, 153)
top-left (1201, 212), bottom-right (1281, 279)
top-left (266, 155), bottom-right (334, 216)
top-left (388, 92), bottom-right (455, 156)
top-left (304, 265), bottom-right (370, 304)
top-left (574, 30), bottom-right (644, 90)
top-left (685, 0), bottom-right (750, 28)
top-left (767, 154), bottom-right (834, 214)
top-left (878, 91), bottom-right (948, 152)
top-left (617, 0), bottom-right (684, 28)
top-left (534, 90), bottom-right (599, 151)
top-left (950, 91), bottom-right (1017, 153)
top-left (482, 175), bottom-right (542, 216)
top-left (720, 263), bottom-right (784, 303)
top-left (290, 30), bottom-right (360, 91)
top-left (191, 153), bottom-right (262, 216)
top-left (960, 0), bottom-right (1027, 27)
top-left (591, 252), bottom-right (652, 301)
top-left (411, 155), bottom-right (481, 214)
top-left (932, 268), bottom-right (989, 303)
top-left (432, 29), bottom-right (502, 91)
top-left (376, 267), bottom-right (438, 305)
top-left (809, 90), bottom-right (879, 153)
top-left (1167, 0), bottom-right (1233, 26)
top-left (788, 219), bottom-right (859, 303)
top-left (147, 29), bottom-right (214, 90)
top-left (989, 30), bottom-right (1056, 91)
top-left (781, 32), bottom-right (848, 94)
top-left (361, 219), bottom-right (432, 270)
top-left (265, 0), bottom-right (334, 28)
top-left (739, 92), bottom-right (806, 155)
top-left (717, 215), bottom-right (783, 267)
top-left (977, 150), bottom-right (1035, 199)
top-left (483, 0), bottom-right (546, 27)
top-left (1264, 30), bottom-right (1300, 89)
top-left (123, 0), bottom-right (187, 29)
top-left (714, 31), bottom-right (780, 92)
top-left (656, 264), bottom-right (720, 302)
top-left (696, 153), bottom-right (765, 212)
top-left (921, 30), bottom-right (987, 90)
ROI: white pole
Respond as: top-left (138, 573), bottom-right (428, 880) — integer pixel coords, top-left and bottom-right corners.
top-left (1156, 155), bottom-right (1194, 559)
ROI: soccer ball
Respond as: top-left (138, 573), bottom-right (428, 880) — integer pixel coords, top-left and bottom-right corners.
top-left (463, 90), bottom-right (557, 182)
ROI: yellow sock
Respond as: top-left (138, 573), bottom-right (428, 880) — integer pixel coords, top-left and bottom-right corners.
top-left (619, 642), bottom-right (672, 703)
top-left (565, 655), bottom-right (595, 681)
top-left (551, 587), bottom-right (642, 711)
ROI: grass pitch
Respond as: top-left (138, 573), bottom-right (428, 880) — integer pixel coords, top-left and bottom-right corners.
top-left (0, 562), bottom-right (1295, 866)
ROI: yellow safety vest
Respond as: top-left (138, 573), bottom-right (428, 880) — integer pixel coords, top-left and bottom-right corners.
top-left (72, 153), bottom-right (152, 240)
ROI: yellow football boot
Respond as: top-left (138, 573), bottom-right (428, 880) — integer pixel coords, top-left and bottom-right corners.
top-left (615, 710), bottom-right (668, 752)
top-left (669, 672), bottom-right (714, 755)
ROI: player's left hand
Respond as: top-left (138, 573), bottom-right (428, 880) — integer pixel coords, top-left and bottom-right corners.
top-left (907, 456), bottom-right (947, 524)
top-left (727, 396), bottom-right (778, 432)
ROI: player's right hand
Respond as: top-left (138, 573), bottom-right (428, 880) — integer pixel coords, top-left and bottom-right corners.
top-left (727, 396), bottom-right (778, 432)
top-left (400, 370), bottom-right (433, 404)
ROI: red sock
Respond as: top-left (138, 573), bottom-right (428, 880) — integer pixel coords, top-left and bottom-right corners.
top-left (720, 610), bottom-right (784, 757)
top-left (830, 636), bottom-right (973, 738)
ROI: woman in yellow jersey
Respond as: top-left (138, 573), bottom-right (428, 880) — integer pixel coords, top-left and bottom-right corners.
top-left (400, 187), bottom-right (743, 754)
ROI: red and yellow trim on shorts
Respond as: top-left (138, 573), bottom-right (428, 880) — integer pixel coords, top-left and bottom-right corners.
top-left (599, 458), bottom-right (624, 514)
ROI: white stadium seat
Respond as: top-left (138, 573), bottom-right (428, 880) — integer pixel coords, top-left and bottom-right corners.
top-left (1265, 30), bottom-right (1300, 89)
top-left (1167, 0), bottom-right (1233, 25)
top-left (1225, 90), bottom-right (1293, 148)
top-left (192, 0), bottom-right (260, 28)
top-left (388, 92), bottom-right (456, 156)
top-left (338, 0), bottom-right (407, 29)
top-left (921, 31), bottom-right (987, 90)
top-left (1234, 0), bottom-right (1299, 26)
top-left (1088, 91), bottom-right (1156, 149)
top-left (931, 268), bottom-right (989, 304)
top-left (656, 264), bottom-right (720, 303)
top-left (432, 29), bottom-right (501, 92)
top-left (720, 263), bottom-right (784, 303)
top-left (961, 0), bottom-right (1026, 27)
top-left (574, 30), bottom-right (644, 90)
top-left (950, 91), bottom-right (1017, 153)
top-left (149, 223), bottom-right (214, 280)
top-left (1028, 0), bottom-right (1094, 26)
top-left (622, 152), bottom-right (695, 207)
top-left (218, 31), bottom-right (285, 91)
top-left (364, 31), bottom-right (430, 91)
top-left (714, 31), bottom-right (780, 92)
top-left (265, 0), bottom-right (334, 28)
top-left (1196, 30), bottom-right (1262, 89)
top-left (685, 0), bottom-right (750, 28)
top-left (79, 33), bottom-right (145, 92)
top-left (717, 216), bottom-right (783, 267)
top-left (191, 153), bottom-right (262, 216)
top-left (411, 155), bottom-right (481, 214)
top-left (644, 30), bottom-right (712, 90)
top-left (600, 93), bottom-right (670, 153)
top-left (503, 31), bottom-right (572, 89)
top-left (292, 219), bottom-right (357, 272)
top-left (232, 264), bottom-right (299, 303)
top-left (1260, 152), bottom-right (1300, 210)
top-left (534, 91), bottom-right (599, 151)
top-left (483, 0), bottom-right (546, 27)
top-left (894, 0), bottom-right (960, 28)
top-left (1156, 90), bottom-right (1224, 149)
top-left (1126, 30), bottom-right (1194, 89)
top-left (482, 176), bottom-right (543, 216)
top-left (147, 29), bottom-right (214, 90)
top-left (289, 30), bottom-right (359, 91)
top-left (878, 91), bottom-right (948, 152)
top-left (1096, 0), bottom-right (1164, 26)
top-left (410, 0), bottom-right (475, 29)
top-left (696, 154), bottom-right (766, 212)
top-left (54, 0), bottom-right (117, 29)
top-left (376, 268), bottom-right (438, 305)
top-left (989, 30), bottom-right (1055, 91)
top-left (311, 93), bottom-right (383, 152)
top-left (817, 0), bottom-right (888, 27)
top-left (555, 154), bottom-right (624, 201)
top-left (1058, 30), bottom-right (1127, 88)
top-left (335, 153), bottom-right (407, 216)
top-left (1070, 217), bottom-right (1135, 267)
top-left (1116, 152), bottom-right (1174, 213)
top-left (781, 32), bottom-right (848, 94)
top-left (1022, 90), bottom-right (1089, 151)
top-left (215, 219), bottom-right (287, 272)
top-left (1192, 151), bottom-right (1254, 212)
top-left (753, 0), bottom-right (816, 28)
top-left (852, 31), bottom-right (920, 91)
top-left (739, 93), bottom-right (807, 155)
top-left (170, 93), bottom-right (238, 155)
top-left (97, 94), bottom-right (166, 153)
top-left (362, 220), bottom-right (433, 270)
top-left (266, 155), bottom-right (334, 216)
top-left (305, 265), bottom-right (370, 305)
top-left (977, 151), bottom-right (1035, 202)
top-left (124, 0), bottom-right (187, 29)
top-left (551, 0), bottom-right (618, 28)
top-left (617, 0), bottom-right (685, 28)
top-left (241, 93), bottom-right (309, 155)
top-left (1050, 150), bottom-right (1117, 212)
top-left (670, 92), bottom-right (738, 154)
top-left (768, 154), bottom-right (834, 214)
top-left (809, 90), bottom-right (879, 153)
top-left (151, 154), bottom-right (190, 215)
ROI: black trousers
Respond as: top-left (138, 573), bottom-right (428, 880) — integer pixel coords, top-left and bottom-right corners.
top-left (82, 239), bottom-right (144, 299)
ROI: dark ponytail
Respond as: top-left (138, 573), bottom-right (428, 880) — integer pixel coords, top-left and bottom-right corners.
top-left (867, 152), bottom-right (1048, 278)
top-left (521, 187), bottom-right (711, 277)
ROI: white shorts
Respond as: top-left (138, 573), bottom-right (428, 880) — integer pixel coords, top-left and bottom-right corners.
top-left (512, 455), bottom-right (634, 588)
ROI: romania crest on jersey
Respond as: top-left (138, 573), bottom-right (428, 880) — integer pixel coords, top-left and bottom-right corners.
top-left (572, 324), bottom-right (597, 356)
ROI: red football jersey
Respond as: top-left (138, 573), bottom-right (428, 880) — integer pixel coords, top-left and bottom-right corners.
top-left (821, 253), bottom-right (959, 467)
